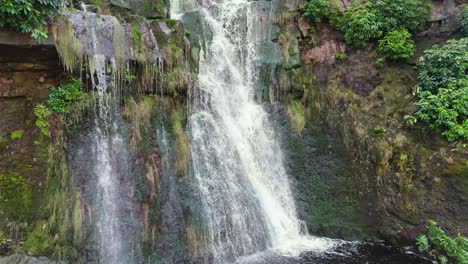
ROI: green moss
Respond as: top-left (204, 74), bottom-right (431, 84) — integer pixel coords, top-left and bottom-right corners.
top-left (0, 173), bottom-right (32, 221)
top-left (133, 24), bottom-right (143, 53)
top-left (170, 110), bottom-right (190, 179)
top-left (23, 221), bottom-right (54, 256)
top-left (287, 99), bottom-right (306, 135)
top-left (10, 130), bottom-right (24, 140)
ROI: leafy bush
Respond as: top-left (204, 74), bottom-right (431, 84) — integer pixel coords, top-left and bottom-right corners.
top-left (417, 38), bottom-right (468, 93)
top-left (303, 0), bottom-right (330, 23)
top-left (416, 220), bottom-right (468, 264)
top-left (341, 2), bottom-right (382, 46)
top-left (47, 78), bottom-right (85, 113)
top-left (414, 38), bottom-right (468, 142)
top-left (378, 28), bottom-right (415, 60)
top-left (371, 0), bottom-right (431, 33)
top-left (340, 0), bottom-right (430, 48)
top-left (415, 80), bottom-right (468, 142)
top-left (0, 0), bottom-right (61, 40)
top-left (34, 79), bottom-right (84, 137)
top-left (460, 5), bottom-right (468, 37)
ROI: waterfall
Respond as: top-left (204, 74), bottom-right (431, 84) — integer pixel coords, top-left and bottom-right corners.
top-left (73, 10), bottom-right (140, 263)
top-left (184, 0), bottom-right (336, 263)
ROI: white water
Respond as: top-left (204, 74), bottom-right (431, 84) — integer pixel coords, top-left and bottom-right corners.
top-left (183, 0), bottom-right (336, 263)
top-left (77, 9), bottom-right (137, 263)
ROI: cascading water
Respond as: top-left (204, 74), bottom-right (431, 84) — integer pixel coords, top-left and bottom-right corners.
top-left (73, 9), bottom-right (140, 263)
top-left (182, 0), bottom-right (336, 263)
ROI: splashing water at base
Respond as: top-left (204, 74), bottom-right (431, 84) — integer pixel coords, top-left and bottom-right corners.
top-left (184, 0), bottom-right (338, 262)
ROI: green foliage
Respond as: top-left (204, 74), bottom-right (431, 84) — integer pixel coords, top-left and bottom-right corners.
top-left (404, 114), bottom-right (417, 126)
top-left (341, 2), bottom-right (382, 46)
top-left (340, 0), bottom-right (430, 47)
top-left (378, 28), bottom-right (414, 60)
top-left (417, 220), bottom-right (468, 264)
top-left (10, 130), bottom-right (24, 140)
top-left (0, 0), bottom-right (60, 39)
top-left (461, 5), bottom-right (468, 37)
top-left (375, 57), bottom-right (385, 67)
top-left (133, 24), bottom-right (143, 52)
top-left (414, 38), bottom-right (468, 142)
top-left (303, 0), bottom-right (330, 23)
top-left (370, 0), bottom-right (431, 33)
top-left (34, 104), bottom-right (52, 137)
top-left (373, 125), bottom-right (386, 133)
top-left (417, 38), bottom-right (468, 93)
top-left (415, 81), bottom-right (468, 142)
top-left (335, 52), bottom-right (347, 60)
top-left (47, 78), bottom-right (85, 113)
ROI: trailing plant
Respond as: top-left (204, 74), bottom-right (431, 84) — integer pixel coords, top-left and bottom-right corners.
top-left (34, 104), bottom-right (52, 137)
top-left (416, 220), bottom-right (468, 264)
top-left (378, 28), bottom-right (414, 60)
top-left (303, 0), bottom-right (330, 23)
top-left (412, 38), bottom-right (467, 142)
top-left (0, 0), bottom-right (61, 40)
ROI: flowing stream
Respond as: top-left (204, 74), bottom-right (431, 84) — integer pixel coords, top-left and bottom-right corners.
top-left (177, 0), bottom-right (336, 263)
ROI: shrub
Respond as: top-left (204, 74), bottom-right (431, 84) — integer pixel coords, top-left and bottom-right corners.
top-left (371, 0), bottom-right (431, 33)
top-left (416, 220), bottom-right (468, 264)
top-left (303, 0), bottom-right (330, 23)
top-left (460, 5), bottom-right (468, 37)
top-left (417, 38), bottom-right (467, 93)
top-left (341, 2), bottom-right (383, 46)
top-left (340, 0), bottom-right (430, 47)
top-left (415, 80), bottom-right (467, 142)
top-left (0, 0), bottom-right (61, 40)
top-left (414, 38), bottom-right (467, 142)
top-left (47, 78), bottom-right (85, 113)
top-left (378, 28), bottom-right (415, 60)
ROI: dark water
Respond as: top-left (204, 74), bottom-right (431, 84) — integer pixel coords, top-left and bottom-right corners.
top-left (232, 242), bottom-right (434, 264)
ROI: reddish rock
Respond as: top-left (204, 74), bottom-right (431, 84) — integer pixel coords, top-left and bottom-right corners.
top-left (297, 17), bottom-right (311, 37)
top-left (301, 40), bottom-right (345, 64)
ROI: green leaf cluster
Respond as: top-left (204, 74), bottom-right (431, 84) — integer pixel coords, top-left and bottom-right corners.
top-left (303, 0), bottom-right (330, 23)
top-left (460, 5), bottom-right (468, 37)
top-left (378, 28), bottom-right (415, 60)
top-left (34, 79), bottom-right (85, 137)
top-left (336, 0), bottom-right (430, 59)
top-left (34, 104), bottom-right (52, 137)
top-left (414, 38), bottom-right (468, 142)
top-left (47, 78), bottom-right (85, 113)
top-left (0, 0), bottom-right (61, 40)
top-left (417, 220), bottom-right (468, 264)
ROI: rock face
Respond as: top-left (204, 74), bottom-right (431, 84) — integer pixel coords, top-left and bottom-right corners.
top-left (0, 254), bottom-right (66, 264)
top-left (0, 33), bottom-right (69, 257)
top-left (275, 0), bottom-right (467, 242)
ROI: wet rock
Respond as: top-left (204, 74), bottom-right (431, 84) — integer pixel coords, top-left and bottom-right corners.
top-left (0, 254), bottom-right (66, 264)
top-left (110, 0), bottom-right (130, 9)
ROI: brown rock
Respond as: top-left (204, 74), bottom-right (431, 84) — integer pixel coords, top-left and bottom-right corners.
top-left (297, 17), bottom-right (311, 38)
top-left (301, 40), bottom-right (345, 64)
